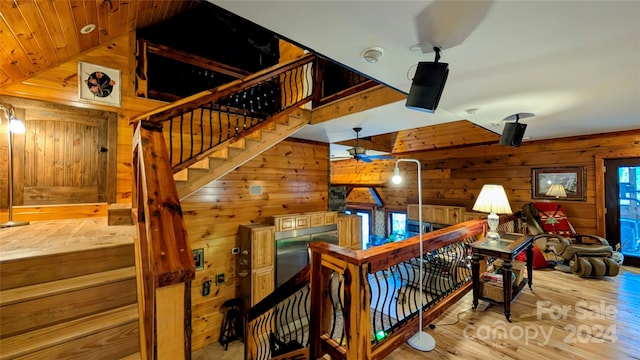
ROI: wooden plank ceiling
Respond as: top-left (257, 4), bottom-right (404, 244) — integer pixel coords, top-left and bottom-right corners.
top-left (0, 0), bottom-right (199, 88)
top-left (335, 120), bottom-right (499, 154)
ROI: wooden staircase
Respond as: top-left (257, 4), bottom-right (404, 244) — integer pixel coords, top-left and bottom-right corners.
top-left (0, 243), bottom-right (140, 359)
top-left (172, 111), bottom-right (308, 199)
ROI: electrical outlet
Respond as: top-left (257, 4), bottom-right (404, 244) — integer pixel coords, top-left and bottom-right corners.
top-left (202, 280), bottom-right (212, 296)
top-left (193, 248), bottom-right (204, 270)
top-left (216, 273), bottom-right (225, 286)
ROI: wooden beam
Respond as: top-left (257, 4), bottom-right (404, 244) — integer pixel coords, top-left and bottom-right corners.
top-left (310, 85), bottom-right (406, 125)
top-left (369, 188), bottom-right (384, 207)
top-left (144, 40), bottom-right (250, 79)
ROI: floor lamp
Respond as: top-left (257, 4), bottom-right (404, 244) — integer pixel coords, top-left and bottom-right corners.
top-left (392, 158), bottom-right (435, 352)
top-left (0, 104), bottom-right (29, 228)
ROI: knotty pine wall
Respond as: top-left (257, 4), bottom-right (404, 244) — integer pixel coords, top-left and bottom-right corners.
top-left (332, 130), bottom-right (640, 236)
top-left (1, 32), bottom-right (159, 221)
top-left (181, 139), bottom-right (329, 349)
top-left (1, 31), bottom-right (305, 222)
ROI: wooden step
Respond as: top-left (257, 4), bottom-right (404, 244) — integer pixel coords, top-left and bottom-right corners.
top-left (108, 203), bottom-right (133, 226)
top-left (175, 114), bottom-right (307, 199)
top-left (0, 304), bottom-right (139, 360)
top-left (0, 243), bottom-right (135, 291)
top-left (1, 267), bottom-right (137, 338)
top-left (1, 267), bottom-right (136, 306)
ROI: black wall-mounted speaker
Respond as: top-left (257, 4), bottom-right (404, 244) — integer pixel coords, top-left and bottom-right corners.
top-left (499, 122), bottom-right (528, 147)
top-left (405, 61), bottom-right (449, 113)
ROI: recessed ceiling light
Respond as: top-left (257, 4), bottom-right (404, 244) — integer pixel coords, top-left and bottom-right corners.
top-left (80, 24), bottom-right (96, 35)
top-left (361, 47), bottom-right (384, 64)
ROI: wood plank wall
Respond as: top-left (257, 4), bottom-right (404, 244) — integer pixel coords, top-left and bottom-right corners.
top-left (0, 32), bottom-right (159, 222)
top-left (332, 130), bottom-right (640, 236)
top-left (181, 139), bottom-right (329, 349)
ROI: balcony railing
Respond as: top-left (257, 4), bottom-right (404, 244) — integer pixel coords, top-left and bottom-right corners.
top-left (245, 214), bottom-right (523, 360)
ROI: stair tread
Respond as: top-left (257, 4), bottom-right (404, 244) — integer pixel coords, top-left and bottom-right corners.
top-left (0, 304), bottom-right (138, 359)
top-left (0, 266), bottom-right (136, 306)
top-left (176, 114), bottom-right (307, 199)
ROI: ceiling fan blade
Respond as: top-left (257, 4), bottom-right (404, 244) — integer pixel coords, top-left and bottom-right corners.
top-left (367, 155), bottom-right (394, 160)
top-left (330, 156), bottom-right (352, 161)
top-left (359, 155), bottom-right (373, 163)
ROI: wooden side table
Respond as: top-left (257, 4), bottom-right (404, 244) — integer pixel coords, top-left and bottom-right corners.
top-left (470, 233), bottom-right (534, 322)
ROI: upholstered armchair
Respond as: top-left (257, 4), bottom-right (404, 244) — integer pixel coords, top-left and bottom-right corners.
top-left (523, 202), bottom-right (619, 277)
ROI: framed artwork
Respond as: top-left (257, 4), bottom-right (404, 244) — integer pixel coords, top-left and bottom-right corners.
top-left (531, 167), bottom-right (586, 201)
top-left (78, 62), bottom-right (121, 107)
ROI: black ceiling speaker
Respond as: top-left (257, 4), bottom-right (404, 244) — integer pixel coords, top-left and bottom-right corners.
top-left (405, 47), bottom-right (449, 113)
top-left (499, 113), bottom-right (531, 147)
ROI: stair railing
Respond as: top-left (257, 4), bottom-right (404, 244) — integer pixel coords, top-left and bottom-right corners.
top-left (132, 120), bottom-right (196, 360)
top-left (244, 214), bottom-right (523, 360)
top-left (131, 53), bottom-right (316, 174)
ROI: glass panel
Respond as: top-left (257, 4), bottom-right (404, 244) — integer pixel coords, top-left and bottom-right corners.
top-left (389, 212), bottom-right (407, 237)
top-left (619, 166), bottom-right (640, 257)
top-left (356, 211), bottom-right (370, 249)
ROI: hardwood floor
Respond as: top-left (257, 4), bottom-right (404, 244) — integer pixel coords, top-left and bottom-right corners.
top-left (194, 267), bottom-right (639, 360)
top-left (2, 219), bottom-right (638, 359)
top-left (0, 217), bottom-right (135, 261)
top-left (385, 266), bottom-right (640, 360)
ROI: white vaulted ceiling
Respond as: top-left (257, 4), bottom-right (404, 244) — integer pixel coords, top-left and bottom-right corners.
top-left (212, 0), bottom-right (640, 154)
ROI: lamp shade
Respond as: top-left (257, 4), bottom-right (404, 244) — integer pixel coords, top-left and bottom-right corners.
top-left (546, 184), bottom-right (567, 198)
top-left (472, 184), bottom-right (512, 214)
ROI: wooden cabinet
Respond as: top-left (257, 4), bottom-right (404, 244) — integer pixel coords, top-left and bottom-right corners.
top-left (251, 267), bottom-right (274, 306)
top-left (271, 211), bottom-right (337, 231)
top-left (274, 216), bottom-right (296, 232)
top-left (407, 204), bottom-right (419, 221)
top-left (309, 212), bottom-right (324, 227)
top-left (324, 211), bottom-right (337, 225)
top-left (464, 212), bottom-right (486, 222)
top-left (237, 224), bottom-right (275, 310)
top-left (407, 204), bottom-right (466, 225)
top-left (295, 215), bottom-right (310, 229)
top-left (338, 214), bottom-right (362, 250)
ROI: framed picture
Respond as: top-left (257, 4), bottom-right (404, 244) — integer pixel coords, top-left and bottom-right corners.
top-left (78, 62), bottom-right (121, 107)
top-left (531, 167), bottom-right (586, 201)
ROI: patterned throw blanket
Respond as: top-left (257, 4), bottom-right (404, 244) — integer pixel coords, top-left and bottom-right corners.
top-left (532, 202), bottom-right (576, 238)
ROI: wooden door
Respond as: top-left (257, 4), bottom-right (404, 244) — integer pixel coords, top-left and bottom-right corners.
top-left (1, 96), bottom-right (116, 206)
top-left (252, 227), bottom-right (274, 269)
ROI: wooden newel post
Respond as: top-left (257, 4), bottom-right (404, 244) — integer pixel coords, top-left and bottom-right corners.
top-left (343, 262), bottom-right (372, 360)
top-left (133, 121), bottom-right (195, 360)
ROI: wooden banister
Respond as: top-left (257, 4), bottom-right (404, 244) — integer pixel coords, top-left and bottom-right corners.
top-left (132, 120), bottom-right (195, 360)
top-left (130, 53), bottom-right (316, 124)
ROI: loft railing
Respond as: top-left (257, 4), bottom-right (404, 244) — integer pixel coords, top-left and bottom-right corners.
top-left (245, 215), bottom-right (523, 360)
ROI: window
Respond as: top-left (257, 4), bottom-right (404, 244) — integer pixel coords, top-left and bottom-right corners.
top-left (389, 212), bottom-right (407, 237)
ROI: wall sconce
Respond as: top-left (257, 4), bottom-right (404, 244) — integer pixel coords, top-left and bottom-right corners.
top-left (391, 158), bottom-right (435, 352)
top-left (0, 104), bottom-right (29, 228)
top-left (472, 184), bottom-right (512, 241)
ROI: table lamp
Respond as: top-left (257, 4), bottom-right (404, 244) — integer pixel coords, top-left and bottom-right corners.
top-left (472, 184), bottom-right (512, 241)
top-left (546, 184), bottom-right (567, 199)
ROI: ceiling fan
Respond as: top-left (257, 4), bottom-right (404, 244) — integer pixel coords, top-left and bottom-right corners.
top-left (332, 127), bottom-right (394, 163)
